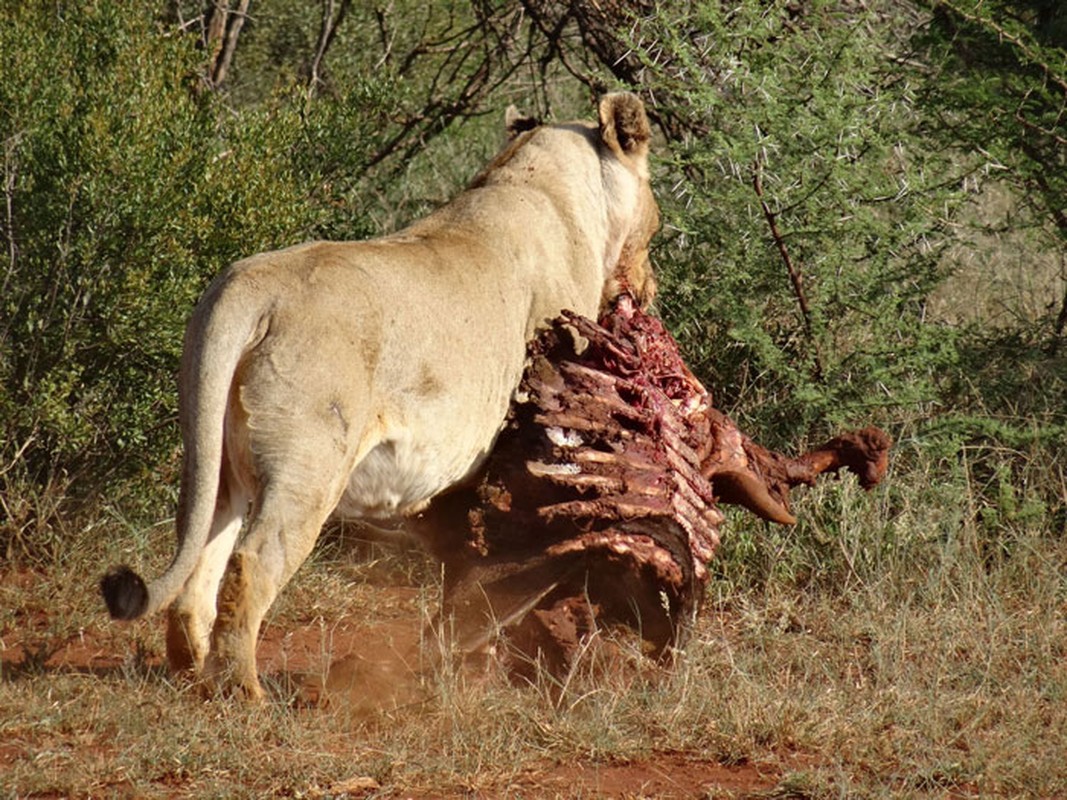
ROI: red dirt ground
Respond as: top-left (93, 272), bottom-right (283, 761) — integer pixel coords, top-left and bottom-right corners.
top-left (1, 571), bottom-right (784, 798)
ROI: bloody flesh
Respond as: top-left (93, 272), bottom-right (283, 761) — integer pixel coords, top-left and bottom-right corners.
top-left (418, 294), bottom-right (891, 674)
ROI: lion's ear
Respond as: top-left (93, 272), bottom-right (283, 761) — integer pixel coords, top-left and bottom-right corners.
top-left (598, 92), bottom-right (651, 163)
top-left (505, 105), bottom-right (540, 140)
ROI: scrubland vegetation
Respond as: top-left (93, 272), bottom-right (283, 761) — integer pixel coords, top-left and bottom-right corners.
top-left (1, 1), bottom-right (1064, 797)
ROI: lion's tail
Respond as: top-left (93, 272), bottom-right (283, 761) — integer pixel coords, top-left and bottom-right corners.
top-left (102, 274), bottom-right (264, 621)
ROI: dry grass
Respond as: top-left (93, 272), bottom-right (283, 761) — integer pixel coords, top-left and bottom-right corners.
top-left (2, 447), bottom-right (1065, 798)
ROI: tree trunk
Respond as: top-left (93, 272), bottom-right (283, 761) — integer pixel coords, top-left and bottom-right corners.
top-left (203, 0), bottom-right (250, 89)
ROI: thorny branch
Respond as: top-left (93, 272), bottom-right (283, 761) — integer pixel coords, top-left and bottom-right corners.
top-left (936, 0), bottom-right (1067, 98)
top-left (374, 5), bottom-right (396, 70)
top-left (363, 5), bottom-right (533, 178)
top-left (752, 152), bottom-right (825, 382)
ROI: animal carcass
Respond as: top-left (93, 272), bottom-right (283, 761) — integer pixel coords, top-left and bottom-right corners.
top-left (418, 294), bottom-right (891, 675)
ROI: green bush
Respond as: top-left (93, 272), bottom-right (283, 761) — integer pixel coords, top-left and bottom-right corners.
top-left (0, 3), bottom-right (388, 552)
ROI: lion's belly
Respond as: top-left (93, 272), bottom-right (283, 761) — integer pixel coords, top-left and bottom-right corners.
top-left (334, 437), bottom-right (490, 520)
top-left (333, 399), bottom-right (506, 520)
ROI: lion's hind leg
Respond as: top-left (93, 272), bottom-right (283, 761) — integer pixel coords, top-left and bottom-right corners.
top-left (165, 481), bottom-right (247, 675)
top-left (203, 482), bottom-right (336, 701)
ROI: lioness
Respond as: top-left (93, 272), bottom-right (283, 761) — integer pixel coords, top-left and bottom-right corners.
top-left (102, 93), bottom-right (659, 700)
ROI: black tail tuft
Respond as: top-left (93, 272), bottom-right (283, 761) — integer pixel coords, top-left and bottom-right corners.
top-left (101, 565), bottom-right (149, 620)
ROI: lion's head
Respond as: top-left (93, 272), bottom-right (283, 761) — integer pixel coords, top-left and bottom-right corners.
top-left (595, 92), bottom-right (659, 309)
top-left (489, 92), bottom-right (659, 312)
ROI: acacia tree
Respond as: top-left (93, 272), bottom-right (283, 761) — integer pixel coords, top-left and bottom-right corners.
top-left (513, 1), bottom-right (1063, 439)
top-left (507, 1), bottom-right (964, 439)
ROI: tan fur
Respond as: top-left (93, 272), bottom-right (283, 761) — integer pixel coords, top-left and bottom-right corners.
top-left (112, 93), bottom-right (659, 700)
